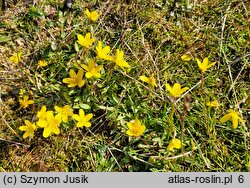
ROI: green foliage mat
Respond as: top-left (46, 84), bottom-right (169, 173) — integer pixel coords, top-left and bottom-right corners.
top-left (0, 0), bottom-right (249, 172)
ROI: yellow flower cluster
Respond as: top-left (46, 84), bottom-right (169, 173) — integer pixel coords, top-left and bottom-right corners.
top-left (180, 55), bottom-right (243, 126)
top-left (16, 8), bottom-right (245, 156)
top-left (63, 32), bottom-right (131, 88)
top-left (19, 105), bottom-right (93, 139)
top-left (163, 55), bottom-right (242, 151)
top-left (181, 54), bottom-right (217, 73)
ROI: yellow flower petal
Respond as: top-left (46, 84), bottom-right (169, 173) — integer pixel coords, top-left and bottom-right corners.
top-left (9, 52), bottom-right (22, 64)
top-left (86, 72), bottom-right (93, 78)
top-left (139, 76), bottom-right (150, 83)
top-left (69, 69), bottom-right (76, 77)
top-left (38, 60), bottom-right (48, 68)
top-left (220, 114), bottom-right (232, 123)
top-left (78, 81), bottom-right (85, 88)
top-left (72, 114), bottom-right (80, 121)
top-left (85, 113), bottom-right (94, 121)
top-left (83, 122), bottom-right (91, 127)
top-left (180, 87), bottom-right (189, 93)
top-left (82, 64), bottom-right (90, 72)
top-left (96, 65), bottom-right (103, 72)
top-left (126, 130), bottom-right (134, 137)
top-left (165, 83), bottom-right (172, 92)
top-left (181, 54), bottom-right (192, 61)
top-left (206, 100), bottom-right (219, 108)
top-left (37, 120), bottom-right (48, 128)
top-left (207, 62), bottom-right (216, 69)
top-left (19, 126), bottom-right (28, 131)
top-left (232, 116), bottom-right (239, 128)
top-left (28, 100), bottom-right (34, 105)
top-left (127, 122), bottom-right (134, 130)
top-left (88, 59), bottom-right (95, 69)
top-left (114, 49), bottom-right (130, 69)
top-left (85, 9), bottom-right (91, 17)
top-left (203, 57), bottom-right (209, 66)
top-left (77, 69), bottom-right (84, 78)
top-left (167, 144), bottom-right (174, 151)
top-left (43, 128), bottom-right (51, 138)
top-left (51, 125), bottom-right (60, 134)
top-left (172, 138), bottom-right (182, 149)
top-left (76, 122), bottom-right (83, 128)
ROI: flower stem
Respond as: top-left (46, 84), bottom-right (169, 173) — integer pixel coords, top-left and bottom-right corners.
top-left (200, 73), bottom-right (210, 137)
top-left (168, 98), bottom-right (176, 134)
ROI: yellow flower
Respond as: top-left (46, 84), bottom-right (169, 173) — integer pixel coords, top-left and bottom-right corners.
top-left (167, 138), bottom-right (184, 151)
top-left (77, 33), bottom-right (96, 48)
top-left (95, 41), bottom-right (113, 61)
top-left (9, 52), bottom-right (22, 64)
top-left (36, 110), bottom-right (53, 131)
top-left (220, 110), bottom-right (243, 128)
top-left (72, 109), bottom-right (93, 128)
top-left (54, 105), bottom-right (73, 123)
top-left (196, 57), bottom-right (216, 73)
top-left (19, 95), bottom-right (34, 109)
top-left (19, 120), bottom-right (37, 139)
top-left (37, 112), bottom-right (61, 138)
top-left (139, 75), bottom-right (156, 87)
top-left (113, 49), bottom-right (130, 69)
top-left (206, 100), bottom-right (219, 108)
top-left (165, 83), bottom-right (189, 98)
top-left (126, 118), bottom-right (146, 137)
top-left (85, 8), bottom-right (100, 22)
top-left (63, 69), bottom-right (85, 88)
top-left (181, 54), bottom-right (192, 61)
top-left (81, 59), bottom-right (103, 78)
top-left (37, 106), bottom-right (53, 121)
top-left (19, 89), bottom-right (25, 96)
top-left (37, 60), bottom-right (48, 68)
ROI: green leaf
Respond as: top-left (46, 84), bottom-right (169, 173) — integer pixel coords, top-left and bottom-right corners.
top-left (28, 7), bottom-right (44, 18)
top-left (51, 41), bottom-right (57, 51)
top-left (98, 105), bottom-right (115, 111)
top-left (79, 103), bottom-right (91, 110)
top-left (74, 42), bottom-right (79, 52)
top-left (63, 92), bottom-right (71, 103)
top-left (0, 36), bottom-right (11, 43)
top-left (73, 104), bottom-right (80, 109)
top-left (0, 22), bottom-right (9, 28)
